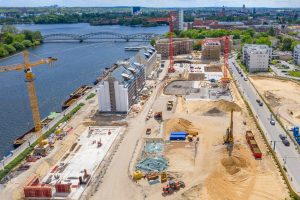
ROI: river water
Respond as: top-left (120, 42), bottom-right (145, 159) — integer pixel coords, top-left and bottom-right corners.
top-left (0, 23), bottom-right (167, 157)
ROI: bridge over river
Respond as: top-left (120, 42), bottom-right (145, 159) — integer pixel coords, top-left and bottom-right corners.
top-left (42, 32), bottom-right (162, 42)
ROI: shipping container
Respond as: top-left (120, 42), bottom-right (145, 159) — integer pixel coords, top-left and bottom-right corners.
top-left (245, 131), bottom-right (262, 159)
top-left (170, 132), bottom-right (187, 135)
top-left (170, 134), bottom-right (186, 141)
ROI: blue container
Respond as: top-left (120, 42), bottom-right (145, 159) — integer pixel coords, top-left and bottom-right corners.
top-left (170, 132), bottom-right (187, 136)
top-left (170, 134), bottom-right (186, 141)
top-left (293, 126), bottom-right (299, 137)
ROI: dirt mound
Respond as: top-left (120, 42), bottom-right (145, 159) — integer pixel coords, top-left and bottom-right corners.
top-left (221, 156), bottom-right (247, 175)
top-left (164, 118), bottom-right (198, 135)
top-left (264, 91), bottom-right (281, 107)
top-left (203, 107), bottom-right (225, 116)
top-left (181, 184), bottom-right (202, 200)
top-left (216, 100), bottom-right (242, 112)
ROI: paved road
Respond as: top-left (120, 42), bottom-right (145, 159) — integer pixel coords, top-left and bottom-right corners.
top-left (270, 61), bottom-right (300, 81)
top-left (229, 57), bottom-right (300, 194)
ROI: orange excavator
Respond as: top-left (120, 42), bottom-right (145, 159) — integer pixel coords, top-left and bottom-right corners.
top-left (162, 180), bottom-right (185, 195)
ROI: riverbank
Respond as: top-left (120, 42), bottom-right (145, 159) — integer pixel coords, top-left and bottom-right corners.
top-left (0, 26), bottom-right (42, 58)
top-left (0, 24), bottom-right (167, 158)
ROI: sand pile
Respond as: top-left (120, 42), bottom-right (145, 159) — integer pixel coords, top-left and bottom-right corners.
top-left (187, 100), bottom-right (242, 114)
top-left (164, 118), bottom-right (198, 135)
top-left (221, 156), bottom-right (247, 175)
top-left (203, 107), bottom-right (225, 116)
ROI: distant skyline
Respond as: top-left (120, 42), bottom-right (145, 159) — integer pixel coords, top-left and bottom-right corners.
top-left (0, 0), bottom-right (300, 8)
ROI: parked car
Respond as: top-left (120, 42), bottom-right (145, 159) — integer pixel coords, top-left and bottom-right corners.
top-left (270, 119), bottom-right (275, 125)
top-left (244, 77), bottom-right (248, 81)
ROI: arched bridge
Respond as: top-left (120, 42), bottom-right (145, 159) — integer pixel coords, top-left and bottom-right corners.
top-left (42, 32), bottom-right (161, 42)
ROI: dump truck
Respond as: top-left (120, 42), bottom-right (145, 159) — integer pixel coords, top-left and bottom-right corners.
top-left (167, 101), bottom-right (173, 111)
top-left (245, 131), bottom-right (262, 159)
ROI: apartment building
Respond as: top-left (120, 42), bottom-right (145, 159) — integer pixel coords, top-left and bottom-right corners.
top-left (294, 44), bottom-right (300, 66)
top-left (242, 44), bottom-right (272, 72)
top-left (156, 38), bottom-right (193, 59)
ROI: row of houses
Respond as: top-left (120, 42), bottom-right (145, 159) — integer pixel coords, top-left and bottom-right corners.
top-left (96, 46), bottom-right (157, 113)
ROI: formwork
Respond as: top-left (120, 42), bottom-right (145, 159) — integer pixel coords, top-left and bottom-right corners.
top-left (24, 126), bottom-right (123, 200)
top-left (24, 175), bottom-right (52, 199)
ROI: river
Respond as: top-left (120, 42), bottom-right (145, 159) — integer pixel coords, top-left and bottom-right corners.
top-left (0, 23), bottom-right (167, 158)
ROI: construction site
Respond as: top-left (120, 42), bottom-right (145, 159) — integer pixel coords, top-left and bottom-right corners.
top-left (0, 12), bottom-right (292, 200)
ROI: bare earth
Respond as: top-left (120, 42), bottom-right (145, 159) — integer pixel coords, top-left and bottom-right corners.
top-left (250, 76), bottom-right (300, 126)
top-left (130, 79), bottom-right (288, 200)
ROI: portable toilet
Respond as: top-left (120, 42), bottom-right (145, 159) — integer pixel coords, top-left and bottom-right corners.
top-left (293, 126), bottom-right (299, 137)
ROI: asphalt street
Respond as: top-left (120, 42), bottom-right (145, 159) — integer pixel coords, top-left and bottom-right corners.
top-left (229, 57), bottom-right (300, 194)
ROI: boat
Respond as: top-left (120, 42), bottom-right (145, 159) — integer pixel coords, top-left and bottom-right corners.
top-left (61, 85), bottom-right (92, 110)
top-left (13, 112), bottom-right (60, 148)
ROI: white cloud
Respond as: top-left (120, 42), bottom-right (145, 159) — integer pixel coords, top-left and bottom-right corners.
top-left (0, 0), bottom-right (299, 7)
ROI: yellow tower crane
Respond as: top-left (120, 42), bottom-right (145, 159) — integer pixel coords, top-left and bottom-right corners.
top-left (0, 50), bottom-right (57, 142)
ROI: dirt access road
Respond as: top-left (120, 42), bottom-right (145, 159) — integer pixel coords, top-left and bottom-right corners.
top-left (90, 63), bottom-right (169, 200)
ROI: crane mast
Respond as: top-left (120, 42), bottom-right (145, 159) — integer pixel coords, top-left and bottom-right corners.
top-left (0, 50), bottom-right (57, 139)
top-left (168, 11), bottom-right (175, 73)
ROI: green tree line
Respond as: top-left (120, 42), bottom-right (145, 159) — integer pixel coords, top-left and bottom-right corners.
top-left (176, 27), bottom-right (300, 51)
top-left (0, 25), bottom-right (42, 58)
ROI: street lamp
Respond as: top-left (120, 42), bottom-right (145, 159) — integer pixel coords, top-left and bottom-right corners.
top-left (270, 140), bottom-right (282, 151)
top-left (283, 155), bottom-right (300, 164)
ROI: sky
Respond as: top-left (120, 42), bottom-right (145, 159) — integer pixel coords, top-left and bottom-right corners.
top-left (0, 0), bottom-right (300, 8)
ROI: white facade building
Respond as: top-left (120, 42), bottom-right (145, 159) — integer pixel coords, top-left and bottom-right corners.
top-left (134, 46), bottom-right (157, 78)
top-left (242, 44), bottom-right (272, 72)
top-left (97, 59), bottom-right (145, 113)
top-left (294, 44), bottom-right (300, 66)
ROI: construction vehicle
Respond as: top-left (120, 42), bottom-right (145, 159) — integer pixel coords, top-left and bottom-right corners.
top-left (154, 112), bottom-right (163, 121)
top-left (167, 101), bottom-right (173, 111)
top-left (224, 109), bottom-right (234, 145)
top-left (187, 135), bottom-right (193, 142)
top-left (146, 128), bottom-right (151, 135)
top-left (0, 51), bottom-right (57, 146)
top-left (161, 171), bottom-right (167, 183)
top-left (146, 172), bottom-right (159, 181)
top-left (133, 170), bottom-right (143, 181)
top-left (162, 180), bottom-right (185, 195)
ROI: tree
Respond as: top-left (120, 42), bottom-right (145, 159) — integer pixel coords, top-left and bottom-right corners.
top-left (2, 33), bottom-right (14, 44)
top-left (150, 39), bottom-right (156, 46)
top-left (12, 42), bottom-right (25, 51)
top-left (281, 37), bottom-right (293, 51)
top-left (1, 25), bottom-right (18, 34)
top-left (3, 44), bottom-right (16, 54)
top-left (22, 30), bottom-right (33, 42)
top-left (14, 34), bottom-right (25, 43)
top-left (21, 40), bottom-right (32, 48)
top-left (255, 37), bottom-right (272, 46)
top-left (32, 31), bottom-right (42, 41)
top-left (268, 27), bottom-right (276, 36)
top-left (0, 46), bottom-right (9, 57)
